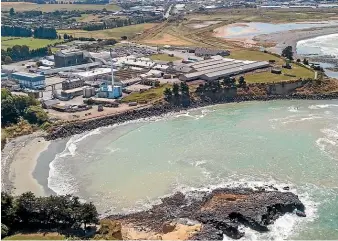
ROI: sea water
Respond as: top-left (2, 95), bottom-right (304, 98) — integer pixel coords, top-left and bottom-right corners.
top-left (297, 34), bottom-right (338, 58)
top-left (297, 34), bottom-right (338, 78)
top-left (45, 100), bottom-right (338, 239)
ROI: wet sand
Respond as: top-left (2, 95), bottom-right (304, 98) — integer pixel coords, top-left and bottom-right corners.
top-left (2, 132), bottom-right (50, 196)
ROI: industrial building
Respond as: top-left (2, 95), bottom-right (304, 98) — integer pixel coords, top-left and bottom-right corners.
top-left (179, 56), bottom-right (270, 81)
top-left (11, 72), bottom-right (45, 89)
top-left (54, 50), bottom-right (90, 68)
top-left (73, 68), bottom-right (112, 81)
top-left (115, 56), bottom-right (156, 69)
top-left (62, 78), bottom-right (85, 90)
top-left (40, 62), bottom-right (102, 76)
top-left (194, 48), bottom-right (230, 57)
top-left (61, 87), bottom-right (84, 98)
top-left (97, 82), bottom-right (122, 99)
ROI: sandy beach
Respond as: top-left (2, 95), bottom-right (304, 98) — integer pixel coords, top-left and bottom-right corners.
top-left (1, 132), bottom-right (50, 196)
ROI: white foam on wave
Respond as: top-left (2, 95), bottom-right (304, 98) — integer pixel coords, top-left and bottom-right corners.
top-left (297, 33), bottom-right (338, 57)
top-left (308, 104), bottom-right (338, 110)
top-left (316, 128), bottom-right (338, 160)
top-left (48, 128), bottom-right (103, 195)
top-left (270, 114), bottom-right (322, 125)
top-left (288, 106), bottom-right (300, 112)
top-left (182, 178), bottom-right (319, 241)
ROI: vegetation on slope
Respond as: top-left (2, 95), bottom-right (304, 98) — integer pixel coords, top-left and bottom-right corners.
top-left (1, 192), bottom-right (98, 239)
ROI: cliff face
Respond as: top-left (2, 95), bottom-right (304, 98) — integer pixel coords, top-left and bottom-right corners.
top-left (107, 188), bottom-right (305, 240)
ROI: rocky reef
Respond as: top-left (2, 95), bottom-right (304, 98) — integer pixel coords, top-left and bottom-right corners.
top-left (107, 188), bottom-right (306, 240)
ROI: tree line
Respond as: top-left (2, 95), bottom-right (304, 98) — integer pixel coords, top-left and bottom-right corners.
top-left (1, 25), bottom-right (58, 39)
top-left (82, 15), bottom-right (162, 31)
top-left (1, 89), bottom-right (48, 127)
top-left (1, 26), bottom-right (32, 37)
top-left (1, 192), bottom-right (99, 238)
top-left (2, 45), bottom-right (51, 63)
top-left (195, 76), bottom-right (247, 94)
top-left (163, 82), bottom-right (190, 106)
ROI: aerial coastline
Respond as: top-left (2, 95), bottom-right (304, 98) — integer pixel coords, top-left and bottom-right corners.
top-left (1, 2), bottom-right (338, 240)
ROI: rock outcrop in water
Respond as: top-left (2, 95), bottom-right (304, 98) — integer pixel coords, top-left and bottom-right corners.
top-left (108, 188), bottom-right (305, 240)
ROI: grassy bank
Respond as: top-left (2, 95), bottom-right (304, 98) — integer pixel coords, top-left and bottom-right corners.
top-left (122, 84), bottom-right (171, 103)
top-left (229, 50), bottom-right (314, 83)
top-left (58, 23), bottom-right (157, 39)
top-left (1, 37), bottom-right (63, 50)
top-left (1, 2), bottom-right (120, 12)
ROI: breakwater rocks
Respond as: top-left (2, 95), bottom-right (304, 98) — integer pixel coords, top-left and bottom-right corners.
top-left (107, 188), bottom-right (305, 240)
top-left (46, 92), bottom-right (338, 141)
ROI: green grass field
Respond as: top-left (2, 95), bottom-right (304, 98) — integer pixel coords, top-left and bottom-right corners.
top-left (1, 37), bottom-right (63, 50)
top-left (229, 49), bottom-right (314, 83)
top-left (58, 23), bottom-right (157, 39)
top-left (149, 54), bottom-right (181, 62)
top-left (1, 2), bottom-right (120, 12)
top-left (122, 84), bottom-right (170, 103)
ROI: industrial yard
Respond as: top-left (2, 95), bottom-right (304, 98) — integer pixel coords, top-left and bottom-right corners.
top-left (1, 35), bottom-right (318, 122)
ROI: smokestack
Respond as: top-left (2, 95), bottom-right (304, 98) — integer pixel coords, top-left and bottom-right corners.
top-left (109, 49), bottom-right (117, 87)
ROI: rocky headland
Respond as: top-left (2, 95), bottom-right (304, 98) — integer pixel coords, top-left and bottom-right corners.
top-left (104, 188), bottom-right (306, 240)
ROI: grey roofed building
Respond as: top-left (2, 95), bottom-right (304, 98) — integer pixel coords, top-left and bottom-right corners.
top-left (194, 48), bottom-right (230, 57)
top-left (179, 57), bottom-right (270, 81)
top-left (41, 99), bottom-right (60, 109)
top-left (54, 50), bottom-right (91, 68)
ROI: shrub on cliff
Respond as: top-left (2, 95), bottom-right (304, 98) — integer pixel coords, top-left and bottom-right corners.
top-left (1, 224), bottom-right (9, 237)
top-left (24, 105), bottom-right (48, 125)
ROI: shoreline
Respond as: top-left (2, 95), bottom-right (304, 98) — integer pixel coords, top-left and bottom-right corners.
top-left (46, 92), bottom-right (338, 141)
top-left (255, 26), bottom-right (338, 57)
top-left (1, 132), bottom-right (50, 196)
top-left (33, 138), bottom-right (69, 196)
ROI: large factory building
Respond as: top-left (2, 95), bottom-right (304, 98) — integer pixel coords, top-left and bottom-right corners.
top-left (179, 56), bottom-right (270, 81)
top-left (11, 72), bottom-right (45, 89)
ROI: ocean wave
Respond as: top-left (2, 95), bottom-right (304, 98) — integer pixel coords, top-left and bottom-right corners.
top-left (315, 127), bottom-right (338, 161)
top-left (297, 33), bottom-right (338, 57)
top-left (48, 128), bottom-right (103, 195)
top-left (308, 104), bottom-right (338, 110)
top-left (176, 179), bottom-right (318, 241)
top-left (288, 106), bottom-right (300, 112)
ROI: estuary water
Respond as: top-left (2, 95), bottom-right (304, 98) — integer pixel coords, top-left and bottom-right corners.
top-left (43, 100), bottom-right (338, 240)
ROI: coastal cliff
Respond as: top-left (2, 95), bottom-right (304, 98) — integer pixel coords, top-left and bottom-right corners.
top-left (105, 188), bottom-right (305, 240)
top-left (46, 92), bottom-right (338, 140)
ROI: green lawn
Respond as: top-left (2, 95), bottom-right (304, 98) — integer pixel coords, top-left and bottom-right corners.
top-left (229, 49), bottom-right (314, 83)
top-left (149, 54), bottom-right (181, 62)
top-left (244, 67), bottom-right (314, 83)
top-left (122, 84), bottom-right (171, 103)
top-left (58, 23), bottom-right (157, 39)
top-left (1, 37), bottom-right (63, 50)
top-left (229, 50), bottom-right (282, 64)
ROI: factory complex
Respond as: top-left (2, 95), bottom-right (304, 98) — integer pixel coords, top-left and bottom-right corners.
top-left (1, 43), bottom-right (273, 117)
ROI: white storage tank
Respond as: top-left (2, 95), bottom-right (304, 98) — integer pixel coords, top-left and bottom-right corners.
top-left (83, 87), bottom-right (95, 98)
